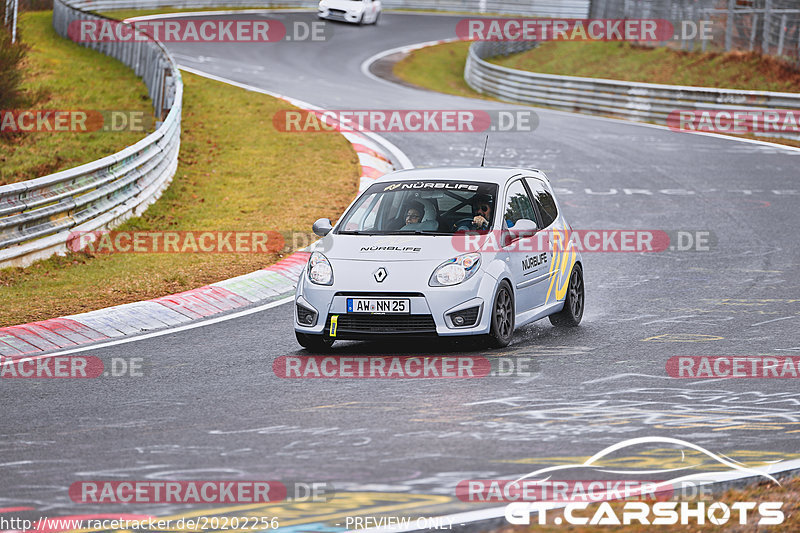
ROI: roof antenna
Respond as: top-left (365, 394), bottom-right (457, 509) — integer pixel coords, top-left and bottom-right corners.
top-left (480, 135), bottom-right (489, 167)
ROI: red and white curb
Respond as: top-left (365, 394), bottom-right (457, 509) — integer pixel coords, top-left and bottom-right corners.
top-left (0, 63), bottom-right (410, 359)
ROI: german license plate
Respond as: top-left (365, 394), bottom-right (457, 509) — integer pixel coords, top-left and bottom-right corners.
top-left (347, 298), bottom-right (410, 314)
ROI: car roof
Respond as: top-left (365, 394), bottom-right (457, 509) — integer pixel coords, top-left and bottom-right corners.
top-left (375, 167), bottom-right (547, 186)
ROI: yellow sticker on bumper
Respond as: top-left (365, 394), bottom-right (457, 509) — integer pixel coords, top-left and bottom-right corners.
top-left (330, 315), bottom-right (338, 337)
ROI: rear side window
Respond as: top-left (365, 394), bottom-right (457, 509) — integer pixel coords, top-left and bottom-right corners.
top-left (503, 180), bottom-right (537, 228)
top-left (526, 178), bottom-right (558, 228)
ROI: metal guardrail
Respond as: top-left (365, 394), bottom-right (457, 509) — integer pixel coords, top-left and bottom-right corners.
top-left (63, 0), bottom-right (588, 17)
top-left (465, 41), bottom-right (800, 141)
top-left (0, 0), bottom-right (182, 268)
top-left (591, 0), bottom-right (800, 65)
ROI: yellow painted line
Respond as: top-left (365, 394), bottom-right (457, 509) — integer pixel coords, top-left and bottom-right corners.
top-left (312, 402), bottom-right (361, 409)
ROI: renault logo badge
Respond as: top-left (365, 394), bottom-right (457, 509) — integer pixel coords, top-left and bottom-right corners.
top-left (374, 267), bottom-right (387, 282)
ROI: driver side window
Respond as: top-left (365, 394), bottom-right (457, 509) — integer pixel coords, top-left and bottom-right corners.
top-left (503, 180), bottom-right (537, 229)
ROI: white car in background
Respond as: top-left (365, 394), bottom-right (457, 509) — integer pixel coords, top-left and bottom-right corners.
top-left (318, 0), bottom-right (382, 24)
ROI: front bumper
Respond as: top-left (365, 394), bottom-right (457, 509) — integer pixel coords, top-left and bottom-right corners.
top-left (318, 9), bottom-right (362, 23)
top-left (294, 269), bottom-right (497, 339)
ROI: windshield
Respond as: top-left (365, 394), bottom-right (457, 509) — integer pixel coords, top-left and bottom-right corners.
top-left (336, 180), bottom-right (499, 235)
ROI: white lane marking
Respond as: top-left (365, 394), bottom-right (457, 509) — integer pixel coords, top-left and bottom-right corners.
top-left (349, 456), bottom-right (800, 533)
top-left (176, 64), bottom-right (413, 169)
top-left (361, 41), bottom-right (800, 154)
top-left (0, 296), bottom-right (293, 361)
top-left (751, 316), bottom-right (797, 327)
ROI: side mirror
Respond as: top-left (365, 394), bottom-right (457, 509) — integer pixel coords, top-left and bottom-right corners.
top-left (312, 218), bottom-right (333, 237)
top-left (505, 218), bottom-right (538, 243)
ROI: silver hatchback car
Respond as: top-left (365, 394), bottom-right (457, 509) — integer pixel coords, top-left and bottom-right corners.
top-left (294, 167), bottom-right (584, 350)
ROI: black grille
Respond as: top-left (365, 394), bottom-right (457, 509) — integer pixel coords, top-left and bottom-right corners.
top-left (448, 306), bottom-right (480, 327)
top-left (327, 314), bottom-right (436, 338)
top-left (296, 304), bottom-right (317, 326)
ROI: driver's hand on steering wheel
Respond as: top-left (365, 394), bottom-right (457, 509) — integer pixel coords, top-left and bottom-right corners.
top-left (473, 215), bottom-right (488, 228)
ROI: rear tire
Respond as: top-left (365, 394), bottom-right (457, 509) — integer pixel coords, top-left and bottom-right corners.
top-left (295, 331), bottom-right (335, 351)
top-left (486, 281), bottom-right (514, 348)
top-left (549, 264), bottom-right (584, 327)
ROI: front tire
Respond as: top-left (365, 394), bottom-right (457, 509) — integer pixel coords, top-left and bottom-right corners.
top-left (486, 281), bottom-right (514, 348)
top-left (295, 331), bottom-right (335, 351)
top-left (549, 264), bottom-right (584, 327)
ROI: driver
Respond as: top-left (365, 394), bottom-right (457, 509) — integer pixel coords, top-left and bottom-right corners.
top-left (455, 194), bottom-right (493, 231)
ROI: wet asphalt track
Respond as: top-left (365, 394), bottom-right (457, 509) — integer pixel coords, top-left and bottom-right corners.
top-left (2, 10), bottom-right (800, 525)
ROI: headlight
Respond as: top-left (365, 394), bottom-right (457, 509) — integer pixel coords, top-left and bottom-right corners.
top-left (308, 252), bottom-right (333, 285)
top-left (429, 253), bottom-right (481, 287)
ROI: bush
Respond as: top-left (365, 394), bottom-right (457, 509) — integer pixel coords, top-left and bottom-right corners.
top-left (0, 27), bottom-right (27, 108)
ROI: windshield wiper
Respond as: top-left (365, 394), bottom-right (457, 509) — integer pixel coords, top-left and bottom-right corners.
top-left (338, 230), bottom-right (375, 235)
top-left (383, 230), bottom-right (449, 236)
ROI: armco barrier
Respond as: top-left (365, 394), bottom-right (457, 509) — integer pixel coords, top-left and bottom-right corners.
top-left (465, 41), bottom-right (800, 140)
top-left (57, 0), bottom-right (588, 17)
top-left (0, 0), bottom-right (182, 268)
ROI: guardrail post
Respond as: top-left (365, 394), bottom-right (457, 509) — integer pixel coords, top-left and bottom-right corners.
top-left (750, 14), bottom-right (758, 51)
top-left (725, 0), bottom-right (734, 51)
top-left (776, 13), bottom-right (787, 57)
top-left (762, 0), bottom-right (771, 54)
top-left (11, 0), bottom-right (17, 43)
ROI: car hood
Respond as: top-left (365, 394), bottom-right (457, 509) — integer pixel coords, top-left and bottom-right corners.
top-left (312, 233), bottom-right (486, 262)
top-left (321, 0), bottom-right (365, 10)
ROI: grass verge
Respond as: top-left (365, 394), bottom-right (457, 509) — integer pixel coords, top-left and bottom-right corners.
top-left (393, 40), bottom-right (800, 147)
top-left (0, 12), bottom-right (153, 185)
top-left (0, 48), bottom-right (360, 327)
top-left (492, 41), bottom-right (800, 92)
